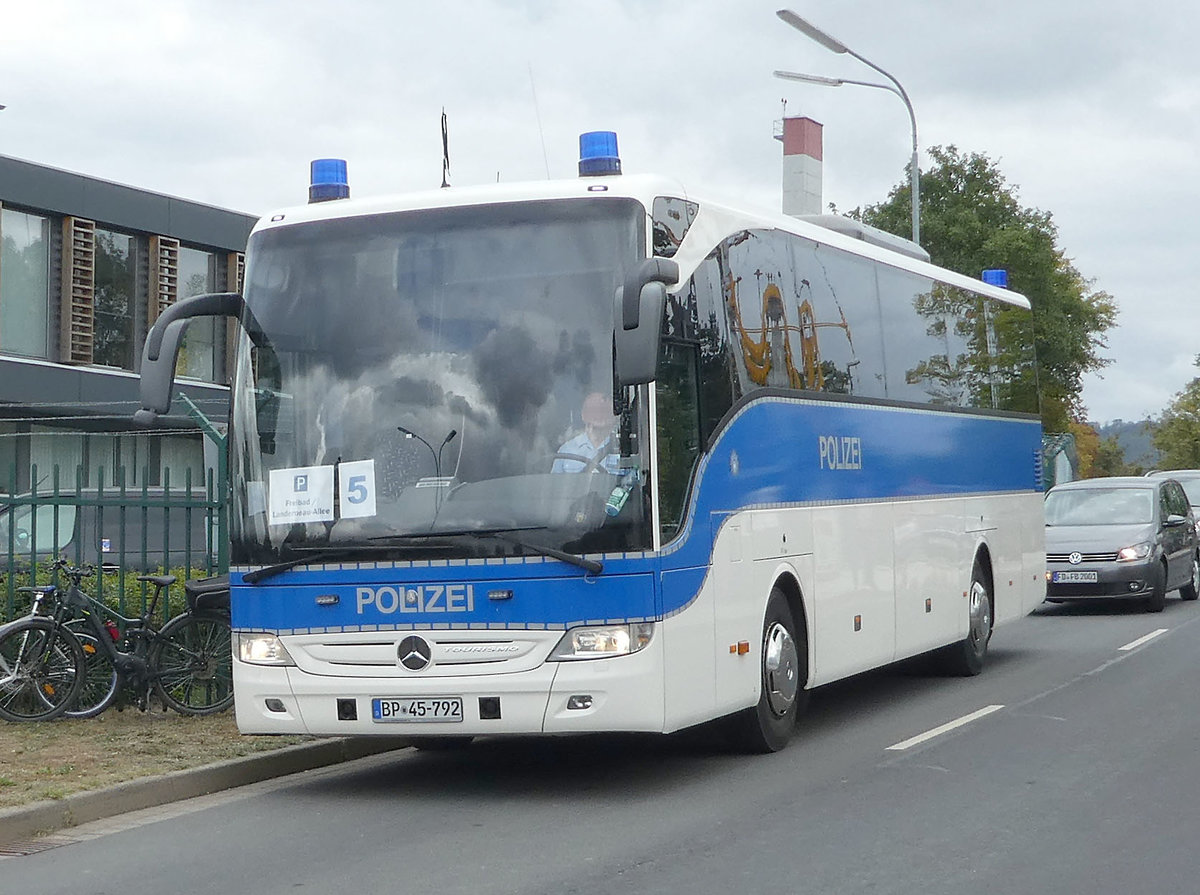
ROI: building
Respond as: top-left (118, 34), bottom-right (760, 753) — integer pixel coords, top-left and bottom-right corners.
top-left (0, 154), bottom-right (257, 495)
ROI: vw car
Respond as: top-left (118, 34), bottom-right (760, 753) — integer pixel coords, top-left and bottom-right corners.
top-left (1044, 476), bottom-right (1200, 612)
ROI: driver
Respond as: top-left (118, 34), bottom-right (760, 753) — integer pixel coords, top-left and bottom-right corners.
top-left (552, 392), bottom-right (619, 473)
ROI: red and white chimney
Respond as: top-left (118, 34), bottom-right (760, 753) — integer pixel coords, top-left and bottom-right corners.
top-left (779, 116), bottom-right (823, 217)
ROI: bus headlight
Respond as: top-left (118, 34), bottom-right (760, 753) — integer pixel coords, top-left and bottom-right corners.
top-left (548, 623), bottom-right (654, 661)
top-left (237, 632), bottom-right (296, 666)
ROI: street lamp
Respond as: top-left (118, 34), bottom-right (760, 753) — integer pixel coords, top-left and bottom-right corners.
top-left (774, 9), bottom-right (921, 246)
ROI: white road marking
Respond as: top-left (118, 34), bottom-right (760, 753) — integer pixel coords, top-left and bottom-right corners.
top-left (885, 704), bottom-right (1005, 751)
top-left (1118, 628), bottom-right (1169, 651)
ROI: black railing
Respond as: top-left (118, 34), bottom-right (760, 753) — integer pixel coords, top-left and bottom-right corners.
top-left (2, 463), bottom-right (225, 623)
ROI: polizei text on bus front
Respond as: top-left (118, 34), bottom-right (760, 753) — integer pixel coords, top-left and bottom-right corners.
top-left (356, 584), bottom-right (476, 614)
top-left (819, 435), bottom-right (863, 470)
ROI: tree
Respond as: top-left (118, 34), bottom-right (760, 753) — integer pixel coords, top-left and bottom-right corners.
top-left (1069, 420), bottom-right (1099, 478)
top-left (1153, 355), bottom-right (1200, 469)
top-left (856, 146), bottom-right (1116, 432)
top-left (1093, 435), bottom-right (1136, 476)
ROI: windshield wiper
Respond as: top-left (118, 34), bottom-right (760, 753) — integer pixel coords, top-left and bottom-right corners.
top-left (372, 527), bottom-right (603, 575)
top-left (243, 544), bottom-right (452, 584)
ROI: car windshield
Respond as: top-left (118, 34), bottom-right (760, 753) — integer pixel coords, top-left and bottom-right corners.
top-left (1171, 477), bottom-right (1200, 508)
top-left (1044, 488), bottom-right (1154, 526)
top-left (228, 198), bottom-right (650, 566)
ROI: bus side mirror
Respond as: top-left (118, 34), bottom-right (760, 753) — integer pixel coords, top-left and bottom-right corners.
top-left (614, 258), bottom-right (679, 386)
top-left (134, 292), bottom-right (247, 425)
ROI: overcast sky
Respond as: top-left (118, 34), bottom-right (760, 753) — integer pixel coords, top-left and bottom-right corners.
top-left (3, 0), bottom-right (1197, 425)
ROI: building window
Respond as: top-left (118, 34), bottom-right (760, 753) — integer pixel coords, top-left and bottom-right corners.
top-left (176, 246), bottom-right (220, 381)
top-left (0, 207), bottom-right (51, 359)
top-left (93, 228), bottom-right (137, 369)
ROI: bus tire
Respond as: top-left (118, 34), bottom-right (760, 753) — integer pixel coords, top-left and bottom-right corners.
top-left (730, 586), bottom-right (806, 753)
top-left (937, 559), bottom-right (992, 676)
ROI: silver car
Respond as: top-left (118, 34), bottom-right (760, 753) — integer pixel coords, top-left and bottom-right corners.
top-left (1044, 476), bottom-right (1200, 613)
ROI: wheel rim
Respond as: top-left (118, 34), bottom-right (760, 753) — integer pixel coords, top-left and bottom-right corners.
top-left (763, 621), bottom-right (799, 717)
top-left (968, 579), bottom-right (992, 653)
top-left (1191, 557), bottom-right (1199, 593)
top-left (0, 626), bottom-right (80, 718)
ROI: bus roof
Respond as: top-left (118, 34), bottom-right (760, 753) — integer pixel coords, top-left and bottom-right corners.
top-left (250, 172), bottom-right (1030, 310)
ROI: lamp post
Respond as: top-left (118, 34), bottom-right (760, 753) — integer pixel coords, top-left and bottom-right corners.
top-left (774, 9), bottom-right (920, 246)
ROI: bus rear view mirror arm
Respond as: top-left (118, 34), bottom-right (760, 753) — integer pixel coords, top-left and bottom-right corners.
top-left (134, 292), bottom-right (247, 425)
top-left (614, 258), bottom-right (679, 386)
top-left (145, 292), bottom-right (245, 361)
top-left (620, 258), bottom-right (678, 331)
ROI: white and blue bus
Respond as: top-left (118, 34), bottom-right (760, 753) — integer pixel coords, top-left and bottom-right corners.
top-left (138, 133), bottom-right (1045, 751)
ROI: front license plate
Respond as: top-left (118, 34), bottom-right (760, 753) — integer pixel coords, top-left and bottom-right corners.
top-left (371, 697), bottom-right (463, 723)
top-left (1052, 570), bottom-right (1099, 583)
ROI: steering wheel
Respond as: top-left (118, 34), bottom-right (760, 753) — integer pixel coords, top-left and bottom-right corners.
top-left (552, 451), bottom-right (607, 474)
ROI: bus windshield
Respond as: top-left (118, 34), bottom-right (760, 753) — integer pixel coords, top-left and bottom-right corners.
top-left (229, 198), bottom-right (649, 565)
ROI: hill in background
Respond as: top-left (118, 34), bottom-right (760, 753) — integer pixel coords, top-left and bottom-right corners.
top-left (1094, 419), bottom-right (1160, 471)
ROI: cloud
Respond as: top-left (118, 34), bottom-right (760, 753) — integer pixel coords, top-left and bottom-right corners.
top-left (4, 0), bottom-right (1199, 423)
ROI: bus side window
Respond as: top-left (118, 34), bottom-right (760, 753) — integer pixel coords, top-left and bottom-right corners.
top-left (656, 341), bottom-right (702, 541)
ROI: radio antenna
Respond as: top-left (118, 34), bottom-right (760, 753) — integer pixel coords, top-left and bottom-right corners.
top-left (441, 108), bottom-right (451, 188)
top-left (528, 64), bottom-right (551, 178)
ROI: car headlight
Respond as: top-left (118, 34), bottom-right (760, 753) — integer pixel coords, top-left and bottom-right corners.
top-left (237, 632), bottom-right (296, 666)
top-left (1117, 542), bottom-right (1152, 562)
top-left (549, 623), bottom-right (654, 661)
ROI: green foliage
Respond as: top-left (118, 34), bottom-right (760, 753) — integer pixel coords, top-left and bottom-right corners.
top-left (2, 560), bottom-right (204, 625)
top-left (1092, 435), bottom-right (1144, 477)
top-left (855, 146), bottom-right (1116, 431)
top-left (1153, 355), bottom-right (1200, 469)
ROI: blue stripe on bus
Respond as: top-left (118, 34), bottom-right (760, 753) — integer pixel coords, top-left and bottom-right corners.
top-left (231, 397), bottom-right (1041, 632)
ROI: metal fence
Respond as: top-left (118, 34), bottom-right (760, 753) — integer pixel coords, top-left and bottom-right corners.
top-left (2, 463), bottom-right (226, 622)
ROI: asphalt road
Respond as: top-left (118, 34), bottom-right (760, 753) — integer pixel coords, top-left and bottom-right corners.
top-left (6, 595), bottom-right (1200, 895)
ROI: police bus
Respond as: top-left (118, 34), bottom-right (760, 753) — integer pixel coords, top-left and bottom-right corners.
top-left (137, 132), bottom-right (1044, 751)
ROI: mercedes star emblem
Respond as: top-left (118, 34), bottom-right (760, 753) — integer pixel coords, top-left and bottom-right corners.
top-left (397, 635), bottom-right (432, 671)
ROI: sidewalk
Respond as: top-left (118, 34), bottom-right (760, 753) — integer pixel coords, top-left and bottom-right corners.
top-left (0, 736), bottom-right (410, 849)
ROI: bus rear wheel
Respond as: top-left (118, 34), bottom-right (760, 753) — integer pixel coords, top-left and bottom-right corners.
top-left (730, 586), bottom-right (807, 753)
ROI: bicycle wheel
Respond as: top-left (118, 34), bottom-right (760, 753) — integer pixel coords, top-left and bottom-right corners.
top-left (0, 618), bottom-right (86, 722)
top-left (150, 614), bottom-right (234, 715)
top-left (63, 621), bottom-right (121, 719)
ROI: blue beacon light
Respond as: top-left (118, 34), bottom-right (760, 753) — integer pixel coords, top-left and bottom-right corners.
top-left (309, 158), bottom-right (350, 203)
top-left (981, 269), bottom-right (1008, 288)
top-left (578, 131), bottom-right (622, 177)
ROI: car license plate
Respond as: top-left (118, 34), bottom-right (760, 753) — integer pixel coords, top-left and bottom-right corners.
top-left (1051, 570), bottom-right (1099, 583)
top-left (371, 697), bottom-right (463, 723)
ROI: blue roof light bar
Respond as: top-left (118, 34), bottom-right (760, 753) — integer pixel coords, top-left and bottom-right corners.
top-left (981, 269), bottom-right (1008, 288)
top-left (309, 158), bottom-right (350, 203)
top-left (578, 131), bottom-right (622, 177)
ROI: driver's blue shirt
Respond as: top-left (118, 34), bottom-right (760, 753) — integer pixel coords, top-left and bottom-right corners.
top-left (552, 433), bottom-right (620, 473)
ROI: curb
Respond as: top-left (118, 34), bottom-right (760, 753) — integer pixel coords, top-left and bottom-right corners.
top-left (0, 736), bottom-right (410, 847)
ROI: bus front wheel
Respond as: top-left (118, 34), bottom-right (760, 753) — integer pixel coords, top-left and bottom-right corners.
top-left (730, 586), bottom-right (807, 753)
top-left (937, 559), bottom-right (992, 676)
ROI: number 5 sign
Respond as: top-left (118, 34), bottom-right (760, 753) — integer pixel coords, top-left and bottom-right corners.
top-left (338, 459), bottom-right (377, 519)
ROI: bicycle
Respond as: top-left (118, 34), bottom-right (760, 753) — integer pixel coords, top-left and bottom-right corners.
top-left (0, 603), bottom-right (87, 722)
top-left (2, 560), bottom-right (234, 720)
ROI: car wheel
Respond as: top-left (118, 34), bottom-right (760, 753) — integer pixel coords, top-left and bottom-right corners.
top-left (1145, 562), bottom-right (1167, 613)
top-left (1179, 552), bottom-right (1199, 601)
